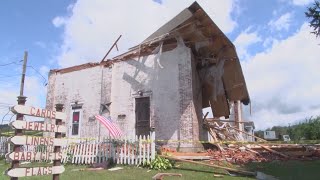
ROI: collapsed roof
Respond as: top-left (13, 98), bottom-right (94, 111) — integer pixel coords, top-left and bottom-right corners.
top-left (52, 1), bottom-right (250, 118)
top-left (112, 1), bottom-right (250, 118)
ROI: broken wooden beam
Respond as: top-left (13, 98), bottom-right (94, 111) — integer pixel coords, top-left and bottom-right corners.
top-left (228, 126), bottom-right (267, 142)
top-left (159, 155), bottom-right (256, 176)
top-left (209, 128), bottom-right (224, 151)
top-left (259, 145), bottom-right (289, 158)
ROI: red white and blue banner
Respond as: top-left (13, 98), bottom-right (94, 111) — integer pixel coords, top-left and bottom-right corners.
top-left (95, 115), bottom-right (123, 138)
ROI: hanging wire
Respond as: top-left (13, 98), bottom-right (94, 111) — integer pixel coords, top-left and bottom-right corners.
top-left (0, 60), bottom-right (48, 86)
top-left (0, 108), bottom-right (11, 125)
top-left (0, 74), bottom-right (21, 78)
top-left (26, 65), bottom-right (48, 86)
top-left (0, 60), bottom-right (23, 66)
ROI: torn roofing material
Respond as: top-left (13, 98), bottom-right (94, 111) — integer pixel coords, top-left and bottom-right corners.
top-left (50, 1), bottom-right (250, 118)
top-left (128, 1), bottom-right (250, 117)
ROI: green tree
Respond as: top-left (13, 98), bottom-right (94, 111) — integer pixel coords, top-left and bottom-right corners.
top-left (305, 1), bottom-right (320, 38)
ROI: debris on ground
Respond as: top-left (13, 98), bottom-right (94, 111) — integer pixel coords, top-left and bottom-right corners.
top-left (108, 167), bottom-right (123, 171)
top-left (207, 144), bottom-right (320, 165)
top-left (152, 173), bottom-right (182, 180)
top-left (256, 171), bottom-right (278, 180)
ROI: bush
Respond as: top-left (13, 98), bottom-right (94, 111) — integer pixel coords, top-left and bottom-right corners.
top-left (142, 156), bottom-right (174, 170)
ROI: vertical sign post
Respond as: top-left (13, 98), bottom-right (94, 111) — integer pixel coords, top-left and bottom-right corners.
top-left (53, 104), bottom-right (63, 180)
top-left (10, 96), bottom-right (26, 180)
top-left (6, 104), bottom-right (67, 178)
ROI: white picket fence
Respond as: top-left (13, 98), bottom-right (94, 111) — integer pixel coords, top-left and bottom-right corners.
top-left (0, 134), bottom-right (155, 165)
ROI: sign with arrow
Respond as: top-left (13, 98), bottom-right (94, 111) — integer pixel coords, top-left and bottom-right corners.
top-left (10, 121), bottom-right (66, 133)
top-left (9, 136), bottom-right (67, 146)
top-left (6, 166), bottom-right (65, 177)
top-left (6, 151), bottom-right (63, 161)
top-left (11, 105), bottom-right (66, 120)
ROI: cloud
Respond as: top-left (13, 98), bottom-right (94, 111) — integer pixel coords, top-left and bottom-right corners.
top-left (53, 0), bottom-right (237, 68)
top-left (291, 0), bottom-right (314, 6)
top-left (268, 12), bottom-right (293, 31)
top-left (52, 16), bottom-right (67, 28)
top-left (242, 23), bottom-right (320, 130)
top-left (233, 28), bottom-right (262, 60)
top-left (0, 74), bottom-right (47, 124)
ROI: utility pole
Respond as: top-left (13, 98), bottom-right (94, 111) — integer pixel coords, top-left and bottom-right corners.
top-left (19, 51), bottom-right (28, 96)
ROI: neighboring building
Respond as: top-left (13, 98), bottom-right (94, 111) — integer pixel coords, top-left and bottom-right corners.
top-left (45, 2), bottom-right (250, 152)
top-left (243, 121), bottom-right (255, 142)
top-left (264, 131), bottom-right (277, 140)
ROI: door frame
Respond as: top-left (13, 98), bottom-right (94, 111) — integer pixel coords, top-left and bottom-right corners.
top-left (135, 96), bottom-right (151, 137)
top-left (69, 104), bottom-right (83, 139)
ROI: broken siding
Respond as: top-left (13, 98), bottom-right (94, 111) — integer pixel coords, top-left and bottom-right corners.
top-left (191, 53), bottom-right (207, 143)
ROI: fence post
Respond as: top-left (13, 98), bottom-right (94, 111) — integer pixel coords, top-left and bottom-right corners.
top-left (150, 128), bottom-right (155, 160)
top-left (53, 104), bottom-right (63, 180)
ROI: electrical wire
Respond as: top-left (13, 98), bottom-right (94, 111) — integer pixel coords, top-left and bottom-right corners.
top-left (1, 108), bottom-right (11, 124)
top-left (0, 60), bottom-right (23, 66)
top-left (0, 59), bottom-right (48, 85)
top-left (26, 65), bottom-right (47, 85)
top-left (0, 74), bottom-right (21, 78)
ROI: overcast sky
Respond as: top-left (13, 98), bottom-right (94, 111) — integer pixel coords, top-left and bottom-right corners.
top-left (0, 0), bottom-right (319, 129)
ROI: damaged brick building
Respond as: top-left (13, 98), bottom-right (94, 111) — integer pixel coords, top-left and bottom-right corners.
top-left (45, 2), bottom-right (250, 152)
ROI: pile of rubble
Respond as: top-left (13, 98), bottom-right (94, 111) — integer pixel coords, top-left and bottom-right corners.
top-left (207, 144), bottom-right (320, 165)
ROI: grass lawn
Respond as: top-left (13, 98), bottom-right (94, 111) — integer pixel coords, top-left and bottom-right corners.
top-left (0, 159), bottom-right (251, 180)
top-left (245, 160), bottom-right (320, 180)
top-left (1, 159), bottom-right (320, 180)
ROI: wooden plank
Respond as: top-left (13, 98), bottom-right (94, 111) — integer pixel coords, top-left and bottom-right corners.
top-left (228, 126), bottom-right (267, 142)
top-left (143, 135), bottom-right (146, 163)
top-left (160, 155), bottom-right (255, 176)
top-left (6, 152), bottom-right (63, 161)
top-left (260, 145), bottom-right (289, 158)
top-left (209, 128), bottom-right (224, 151)
top-left (147, 135), bottom-right (150, 163)
top-left (11, 105), bottom-right (66, 120)
top-left (139, 135), bottom-right (142, 165)
top-left (10, 121), bottom-right (66, 133)
top-left (9, 136), bottom-right (67, 146)
top-left (124, 137), bottom-right (127, 164)
top-left (6, 166), bottom-right (65, 178)
top-left (95, 142), bottom-right (99, 163)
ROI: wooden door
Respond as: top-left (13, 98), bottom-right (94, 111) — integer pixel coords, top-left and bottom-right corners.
top-left (135, 97), bottom-right (150, 136)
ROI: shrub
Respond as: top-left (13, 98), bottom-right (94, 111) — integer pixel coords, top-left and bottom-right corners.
top-left (142, 156), bottom-right (174, 170)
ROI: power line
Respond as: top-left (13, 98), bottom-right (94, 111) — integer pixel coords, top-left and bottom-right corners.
top-left (26, 65), bottom-right (47, 85)
top-left (0, 74), bottom-right (21, 78)
top-left (0, 60), bottom-right (23, 67)
top-left (0, 59), bottom-right (48, 86)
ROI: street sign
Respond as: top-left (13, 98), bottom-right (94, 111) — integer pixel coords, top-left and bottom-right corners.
top-left (6, 166), bottom-right (65, 177)
top-left (10, 121), bottom-right (66, 133)
top-left (6, 151), bottom-right (63, 161)
top-left (7, 103), bottom-right (66, 179)
top-left (11, 105), bottom-right (66, 120)
top-left (9, 136), bottom-right (67, 146)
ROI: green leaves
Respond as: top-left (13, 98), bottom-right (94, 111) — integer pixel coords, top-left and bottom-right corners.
top-left (305, 1), bottom-right (320, 38)
top-left (141, 156), bottom-right (174, 170)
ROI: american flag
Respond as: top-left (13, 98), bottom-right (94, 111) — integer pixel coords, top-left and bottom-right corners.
top-left (95, 115), bottom-right (123, 138)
